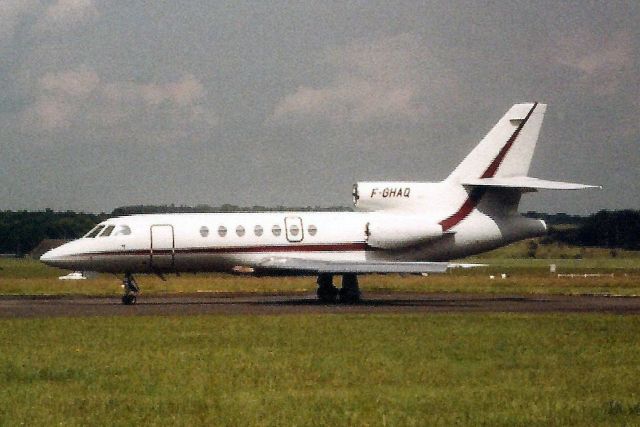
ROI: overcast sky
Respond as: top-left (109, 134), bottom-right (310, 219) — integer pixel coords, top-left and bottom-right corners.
top-left (1, 0), bottom-right (638, 214)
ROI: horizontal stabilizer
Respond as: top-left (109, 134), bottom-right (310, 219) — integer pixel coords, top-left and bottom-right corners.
top-left (254, 257), bottom-right (450, 274)
top-left (461, 176), bottom-right (601, 191)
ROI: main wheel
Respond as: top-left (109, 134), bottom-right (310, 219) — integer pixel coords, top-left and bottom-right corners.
top-left (316, 273), bottom-right (338, 303)
top-left (317, 285), bottom-right (338, 303)
top-left (338, 287), bottom-right (360, 304)
top-left (339, 274), bottom-right (361, 304)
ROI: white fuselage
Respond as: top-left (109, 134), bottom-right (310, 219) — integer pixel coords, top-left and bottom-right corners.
top-left (40, 181), bottom-right (547, 275)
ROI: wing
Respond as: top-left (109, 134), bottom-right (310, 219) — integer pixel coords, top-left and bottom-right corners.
top-left (247, 257), bottom-right (451, 275)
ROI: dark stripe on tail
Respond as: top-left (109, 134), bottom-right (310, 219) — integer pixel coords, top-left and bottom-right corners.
top-left (439, 103), bottom-right (538, 231)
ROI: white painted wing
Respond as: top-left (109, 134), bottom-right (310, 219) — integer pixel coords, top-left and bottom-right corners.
top-left (448, 263), bottom-right (489, 268)
top-left (254, 257), bottom-right (450, 274)
top-left (462, 176), bottom-right (601, 190)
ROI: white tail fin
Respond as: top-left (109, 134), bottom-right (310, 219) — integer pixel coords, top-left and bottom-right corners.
top-left (447, 103), bottom-right (546, 182)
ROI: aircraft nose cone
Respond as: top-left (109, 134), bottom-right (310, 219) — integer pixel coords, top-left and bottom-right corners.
top-left (40, 248), bottom-right (61, 266)
top-left (40, 244), bottom-right (73, 268)
top-left (39, 241), bottom-right (88, 271)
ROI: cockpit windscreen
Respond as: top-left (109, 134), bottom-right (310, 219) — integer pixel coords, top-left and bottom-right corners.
top-left (84, 225), bottom-right (105, 238)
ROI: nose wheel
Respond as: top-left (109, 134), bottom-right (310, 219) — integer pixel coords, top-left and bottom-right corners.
top-left (122, 273), bottom-right (139, 305)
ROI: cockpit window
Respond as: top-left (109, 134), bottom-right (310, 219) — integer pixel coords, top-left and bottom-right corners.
top-left (100, 225), bottom-right (116, 237)
top-left (114, 225), bottom-right (132, 236)
top-left (85, 225), bottom-right (105, 238)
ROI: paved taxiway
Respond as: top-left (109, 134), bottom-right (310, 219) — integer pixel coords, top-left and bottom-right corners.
top-left (2, 292), bottom-right (640, 318)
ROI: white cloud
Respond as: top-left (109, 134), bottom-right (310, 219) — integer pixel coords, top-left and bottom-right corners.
top-left (0, 0), bottom-right (99, 48)
top-left (0, 0), bottom-right (99, 44)
top-left (29, 98), bottom-right (78, 130)
top-left (272, 34), bottom-right (456, 124)
top-left (0, 0), bottom-right (40, 45)
top-left (39, 67), bottom-right (99, 98)
top-left (21, 67), bottom-right (98, 129)
top-left (21, 67), bottom-right (219, 135)
top-left (36, 0), bottom-right (98, 32)
top-left (553, 30), bottom-right (634, 95)
top-left (102, 74), bottom-right (205, 108)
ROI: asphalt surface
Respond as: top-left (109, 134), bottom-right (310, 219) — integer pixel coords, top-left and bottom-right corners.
top-left (2, 292), bottom-right (640, 318)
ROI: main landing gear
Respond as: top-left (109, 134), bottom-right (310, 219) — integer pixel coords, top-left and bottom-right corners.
top-left (317, 274), bottom-right (338, 303)
top-left (122, 273), bottom-right (139, 305)
top-left (316, 273), bottom-right (360, 304)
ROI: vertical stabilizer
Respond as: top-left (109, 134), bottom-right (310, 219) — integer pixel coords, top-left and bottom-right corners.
top-left (447, 103), bottom-right (546, 182)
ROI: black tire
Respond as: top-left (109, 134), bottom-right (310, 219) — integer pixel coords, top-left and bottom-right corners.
top-left (339, 274), bottom-right (361, 304)
top-left (122, 294), bottom-right (136, 305)
top-left (338, 288), bottom-right (360, 304)
top-left (317, 286), bottom-right (338, 303)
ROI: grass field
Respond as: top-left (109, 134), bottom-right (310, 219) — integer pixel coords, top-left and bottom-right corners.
top-left (2, 314), bottom-right (640, 425)
top-left (2, 246), bottom-right (640, 425)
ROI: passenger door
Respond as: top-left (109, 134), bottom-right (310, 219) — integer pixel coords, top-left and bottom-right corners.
top-left (284, 216), bottom-right (304, 243)
top-left (150, 224), bottom-right (175, 271)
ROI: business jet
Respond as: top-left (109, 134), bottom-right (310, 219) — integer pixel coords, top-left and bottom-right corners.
top-left (41, 102), bottom-right (598, 304)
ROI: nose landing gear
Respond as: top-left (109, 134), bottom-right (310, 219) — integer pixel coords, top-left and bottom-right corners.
top-left (122, 273), bottom-right (139, 305)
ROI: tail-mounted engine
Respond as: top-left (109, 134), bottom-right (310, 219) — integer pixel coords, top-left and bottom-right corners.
top-left (365, 213), bottom-right (443, 250)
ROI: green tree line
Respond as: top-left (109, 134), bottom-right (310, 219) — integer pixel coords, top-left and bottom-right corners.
top-left (0, 210), bottom-right (108, 256)
top-left (549, 210), bottom-right (640, 250)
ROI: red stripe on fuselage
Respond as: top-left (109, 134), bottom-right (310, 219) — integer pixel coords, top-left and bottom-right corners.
top-left (70, 242), bottom-right (370, 258)
top-left (438, 187), bottom-right (486, 232)
top-left (439, 103), bottom-right (538, 232)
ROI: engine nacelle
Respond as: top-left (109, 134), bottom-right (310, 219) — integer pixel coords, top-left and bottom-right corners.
top-left (353, 182), bottom-right (432, 211)
top-left (366, 214), bottom-right (443, 250)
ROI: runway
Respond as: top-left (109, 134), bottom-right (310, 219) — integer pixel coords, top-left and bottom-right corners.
top-left (2, 292), bottom-right (640, 318)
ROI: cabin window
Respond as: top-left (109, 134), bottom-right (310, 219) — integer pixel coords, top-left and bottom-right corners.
top-left (308, 224), bottom-right (318, 236)
top-left (236, 225), bottom-right (245, 237)
top-left (218, 226), bottom-right (227, 237)
top-left (200, 226), bottom-right (209, 237)
top-left (254, 225), bottom-right (264, 236)
top-left (272, 224), bottom-right (282, 237)
top-left (100, 225), bottom-right (116, 237)
top-left (289, 224), bottom-right (300, 237)
top-left (85, 225), bottom-right (105, 238)
top-left (114, 225), bottom-right (131, 236)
